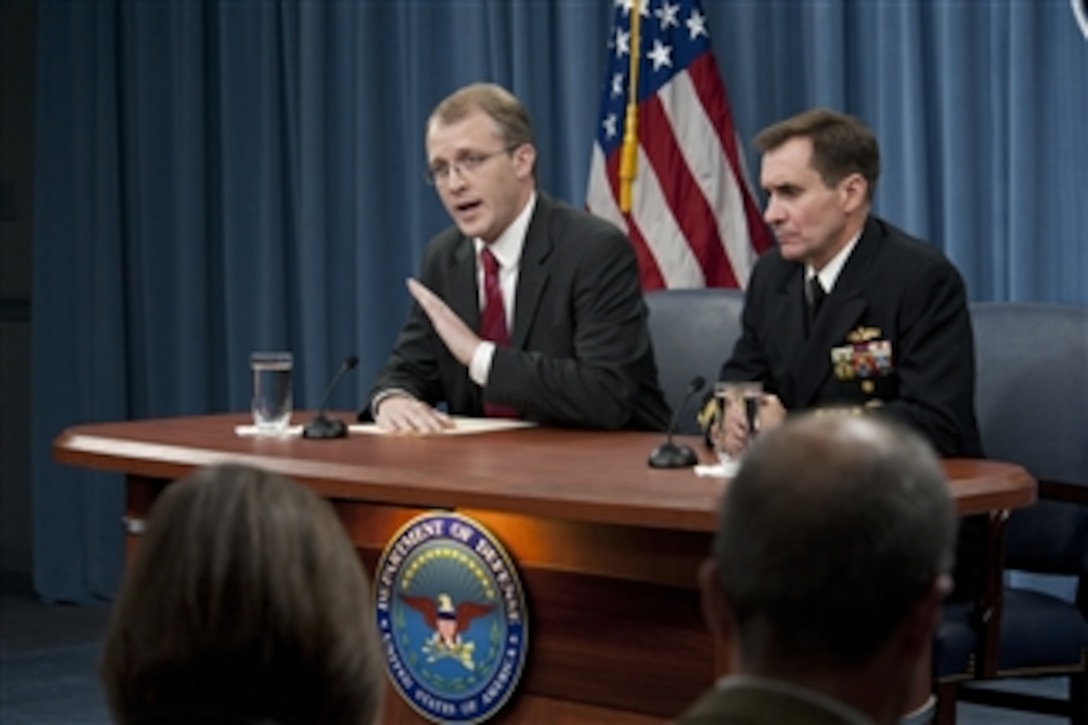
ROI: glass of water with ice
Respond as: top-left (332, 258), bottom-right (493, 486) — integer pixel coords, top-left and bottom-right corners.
top-left (250, 351), bottom-right (293, 434)
top-left (712, 380), bottom-right (764, 466)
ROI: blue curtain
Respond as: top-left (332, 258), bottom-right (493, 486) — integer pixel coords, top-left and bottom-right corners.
top-left (32, 0), bottom-right (1088, 602)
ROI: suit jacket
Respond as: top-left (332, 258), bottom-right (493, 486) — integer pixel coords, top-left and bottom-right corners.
top-left (676, 682), bottom-right (865, 725)
top-left (365, 193), bottom-right (671, 431)
top-left (721, 215), bottom-right (982, 457)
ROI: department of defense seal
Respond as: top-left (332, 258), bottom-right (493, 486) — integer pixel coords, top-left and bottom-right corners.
top-left (375, 512), bottom-right (528, 724)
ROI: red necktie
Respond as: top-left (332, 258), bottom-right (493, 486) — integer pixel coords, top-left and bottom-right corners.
top-left (479, 248), bottom-right (510, 345)
top-left (478, 248), bottom-right (517, 417)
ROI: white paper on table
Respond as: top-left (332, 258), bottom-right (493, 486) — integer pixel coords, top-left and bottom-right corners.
top-left (234, 425), bottom-right (304, 438)
top-left (350, 417), bottom-right (537, 436)
top-left (694, 459), bottom-right (738, 478)
top-left (235, 417), bottom-right (537, 438)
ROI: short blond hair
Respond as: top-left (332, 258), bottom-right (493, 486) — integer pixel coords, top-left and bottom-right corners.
top-left (429, 82), bottom-right (535, 150)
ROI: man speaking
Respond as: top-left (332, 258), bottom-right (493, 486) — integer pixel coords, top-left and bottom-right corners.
top-left (364, 83), bottom-right (670, 433)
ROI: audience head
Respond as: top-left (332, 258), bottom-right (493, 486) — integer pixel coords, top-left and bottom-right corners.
top-left (100, 463), bottom-right (384, 725)
top-left (700, 413), bottom-right (955, 719)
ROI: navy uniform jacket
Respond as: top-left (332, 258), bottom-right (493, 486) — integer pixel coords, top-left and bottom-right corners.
top-left (721, 215), bottom-right (983, 457)
top-left (365, 193), bottom-right (671, 431)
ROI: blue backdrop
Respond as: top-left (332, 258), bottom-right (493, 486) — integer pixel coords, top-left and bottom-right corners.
top-left (32, 0), bottom-right (1088, 602)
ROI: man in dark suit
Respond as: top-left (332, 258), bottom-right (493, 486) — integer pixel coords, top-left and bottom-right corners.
top-left (679, 414), bottom-right (956, 725)
top-left (713, 108), bottom-right (982, 459)
top-left (364, 83), bottom-right (670, 433)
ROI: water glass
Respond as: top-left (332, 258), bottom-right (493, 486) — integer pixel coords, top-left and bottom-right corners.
top-left (712, 381), bottom-right (764, 465)
top-left (251, 351), bottom-right (293, 434)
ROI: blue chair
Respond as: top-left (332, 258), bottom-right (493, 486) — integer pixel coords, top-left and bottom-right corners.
top-left (935, 303), bottom-right (1088, 724)
top-left (643, 289), bottom-right (745, 435)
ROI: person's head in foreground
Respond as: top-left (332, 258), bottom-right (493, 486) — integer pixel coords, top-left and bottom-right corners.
top-left (687, 413), bottom-right (956, 725)
top-left (100, 463), bottom-right (383, 725)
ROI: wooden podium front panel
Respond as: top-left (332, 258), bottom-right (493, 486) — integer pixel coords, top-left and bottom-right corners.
top-left (340, 502), bottom-right (714, 719)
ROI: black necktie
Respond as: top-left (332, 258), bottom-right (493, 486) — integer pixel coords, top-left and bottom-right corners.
top-left (807, 276), bottom-right (826, 328)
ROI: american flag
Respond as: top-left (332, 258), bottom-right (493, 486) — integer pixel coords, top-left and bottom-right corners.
top-left (586, 0), bottom-right (772, 290)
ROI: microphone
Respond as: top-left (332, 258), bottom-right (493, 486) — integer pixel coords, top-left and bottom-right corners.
top-left (302, 354), bottom-right (360, 440)
top-left (648, 375), bottom-right (706, 469)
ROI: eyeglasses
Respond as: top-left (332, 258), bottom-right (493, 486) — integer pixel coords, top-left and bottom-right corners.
top-left (424, 146), bottom-right (518, 185)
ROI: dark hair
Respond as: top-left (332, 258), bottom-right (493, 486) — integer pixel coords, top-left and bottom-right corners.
top-left (755, 108), bottom-right (880, 200)
top-left (428, 82), bottom-right (535, 151)
top-left (100, 464), bottom-right (384, 724)
top-left (713, 414), bottom-right (955, 668)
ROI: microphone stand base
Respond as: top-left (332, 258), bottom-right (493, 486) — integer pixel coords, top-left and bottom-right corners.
top-left (647, 442), bottom-right (698, 469)
top-left (302, 415), bottom-right (348, 440)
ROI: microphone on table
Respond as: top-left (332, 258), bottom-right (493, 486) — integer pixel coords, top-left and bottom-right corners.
top-left (302, 354), bottom-right (360, 440)
top-left (648, 375), bottom-right (705, 469)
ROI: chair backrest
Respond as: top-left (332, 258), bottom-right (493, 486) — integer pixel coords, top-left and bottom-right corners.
top-left (644, 288), bottom-right (745, 435)
top-left (971, 302), bottom-right (1088, 485)
top-left (969, 302), bottom-right (1088, 575)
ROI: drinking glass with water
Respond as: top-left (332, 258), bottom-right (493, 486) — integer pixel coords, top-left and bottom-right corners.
top-left (712, 381), bottom-right (764, 464)
top-left (251, 351), bottom-right (293, 434)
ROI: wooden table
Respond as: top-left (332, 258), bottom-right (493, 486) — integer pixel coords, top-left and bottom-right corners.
top-left (54, 413), bottom-right (1036, 724)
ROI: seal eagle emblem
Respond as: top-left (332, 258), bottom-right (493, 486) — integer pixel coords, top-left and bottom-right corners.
top-left (400, 593), bottom-right (494, 671)
top-left (375, 512), bottom-right (528, 723)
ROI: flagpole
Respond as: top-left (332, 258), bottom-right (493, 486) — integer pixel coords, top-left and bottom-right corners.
top-left (619, 4), bottom-right (640, 213)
